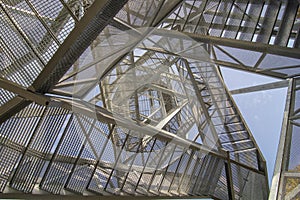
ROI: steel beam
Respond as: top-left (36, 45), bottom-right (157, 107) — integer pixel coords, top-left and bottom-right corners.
top-left (213, 60), bottom-right (286, 79)
top-left (0, 0), bottom-right (129, 125)
top-left (57, 98), bottom-right (225, 158)
top-left (32, 0), bottom-right (129, 92)
top-left (77, 0), bottom-right (183, 99)
top-left (0, 97), bottom-right (31, 124)
top-left (135, 45), bottom-right (287, 79)
top-left (230, 80), bottom-right (289, 95)
top-left (154, 29), bottom-right (300, 59)
top-left (0, 78), bottom-right (263, 174)
top-left (0, 77), bottom-right (49, 106)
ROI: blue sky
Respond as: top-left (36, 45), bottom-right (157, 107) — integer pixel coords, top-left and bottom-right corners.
top-left (221, 67), bottom-right (287, 185)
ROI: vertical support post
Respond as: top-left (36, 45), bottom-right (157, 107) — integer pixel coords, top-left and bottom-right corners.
top-left (225, 151), bottom-right (235, 200)
top-left (269, 78), bottom-right (294, 200)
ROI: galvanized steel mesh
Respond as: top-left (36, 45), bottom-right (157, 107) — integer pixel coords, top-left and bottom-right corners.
top-left (0, 0), bottom-right (299, 199)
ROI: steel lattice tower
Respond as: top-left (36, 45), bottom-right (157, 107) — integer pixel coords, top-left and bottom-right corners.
top-left (0, 0), bottom-right (299, 199)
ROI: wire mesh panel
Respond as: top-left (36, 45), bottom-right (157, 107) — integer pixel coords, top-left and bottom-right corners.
top-left (0, 0), bottom-right (274, 198)
top-left (192, 154), bottom-right (223, 196)
top-left (40, 114), bottom-right (93, 194)
top-left (160, 0), bottom-right (300, 48)
top-left (0, 103), bottom-right (45, 192)
top-left (162, 148), bottom-right (190, 194)
top-left (135, 139), bottom-right (166, 195)
top-left (283, 177), bottom-right (300, 199)
top-left (116, 0), bottom-right (162, 27)
top-left (64, 120), bottom-right (110, 194)
top-left (177, 150), bottom-right (199, 194)
top-left (146, 143), bottom-right (176, 194)
top-left (156, 145), bottom-right (184, 194)
top-left (208, 1), bottom-right (234, 37)
top-left (238, 2), bottom-right (263, 41)
top-left (107, 135), bottom-right (142, 194)
top-left (0, 10), bottom-right (44, 87)
top-left (0, 0), bottom-right (81, 88)
top-left (104, 127), bottom-right (131, 194)
top-left (10, 106), bottom-right (69, 193)
top-left (121, 138), bottom-right (156, 194)
top-left (87, 126), bottom-right (129, 194)
top-left (1, 0), bottom-right (57, 63)
top-left (222, 1), bottom-right (248, 39)
top-left (0, 88), bottom-right (16, 107)
top-left (230, 163), bottom-right (268, 200)
top-left (88, 166), bottom-right (111, 194)
top-left (186, 154), bottom-right (203, 194)
top-left (168, 150), bottom-right (188, 194)
top-left (29, 0), bottom-right (75, 43)
top-left (213, 164), bottom-right (229, 200)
